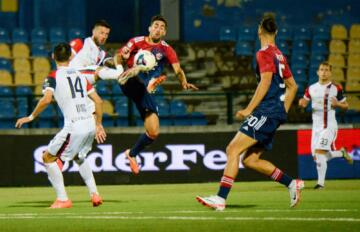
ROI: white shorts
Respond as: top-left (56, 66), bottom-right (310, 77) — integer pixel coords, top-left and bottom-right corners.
top-left (311, 127), bottom-right (337, 154)
top-left (47, 117), bottom-right (96, 161)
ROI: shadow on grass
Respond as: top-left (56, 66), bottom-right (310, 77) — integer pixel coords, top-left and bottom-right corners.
top-left (226, 204), bottom-right (257, 209)
top-left (8, 199), bottom-right (126, 208)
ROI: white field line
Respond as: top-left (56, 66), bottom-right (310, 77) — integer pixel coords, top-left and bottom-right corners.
top-left (0, 215), bottom-right (359, 222)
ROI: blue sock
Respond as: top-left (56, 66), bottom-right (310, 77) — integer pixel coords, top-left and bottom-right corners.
top-left (217, 175), bottom-right (234, 200)
top-left (270, 168), bottom-right (293, 187)
top-left (130, 133), bottom-right (155, 157)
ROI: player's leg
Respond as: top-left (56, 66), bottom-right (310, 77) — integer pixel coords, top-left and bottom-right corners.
top-left (196, 131), bottom-right (257, 211)
top-left (43, 151), bottom-right (72, 208)
top-left (326, 129), bottom-right (353, 164)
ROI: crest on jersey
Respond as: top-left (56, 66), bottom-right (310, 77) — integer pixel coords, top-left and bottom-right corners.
top-left (155, 52), bottom-right (163, 60)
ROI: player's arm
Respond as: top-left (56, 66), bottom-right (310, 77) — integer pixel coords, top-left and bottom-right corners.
top-left (172, 63), bottom-right (198, 90)
top-left (331, 84), bottom-right (348, 111)
top-left (283, 76), bottom-right (298, 112)
top-left (236, 72), bottom-right (272, 120)
top-left (88, 90), bottom-right (106, 143)
top-left (15, 90), bottom-right (53, 128)
top-left (298, 86), bottom-right (310, 108)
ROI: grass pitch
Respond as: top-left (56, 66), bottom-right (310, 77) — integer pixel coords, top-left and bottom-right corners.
top-left (0, 180), bottom-right (359, 232)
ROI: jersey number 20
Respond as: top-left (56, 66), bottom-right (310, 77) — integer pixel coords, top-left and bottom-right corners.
top-left (67, 76), bottom-right (84, 98)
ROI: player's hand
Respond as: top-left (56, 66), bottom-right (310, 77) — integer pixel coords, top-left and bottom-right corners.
top-left (118, 66), bottom-right (143, 85)
top-left (121, 47), bottom-right (130, 60)
top-left (331, 97), bottom-right (339, 108)
top-left (235, 109), bottom-right (251, 121)
top-left (95, 125), bottom-right (106, 144)
top-left (182, 82), bottom-right (199, 91)
top-left (15, 116), bottom-right (33, 128)
top-left (298, 98), bottom-right (307, 108)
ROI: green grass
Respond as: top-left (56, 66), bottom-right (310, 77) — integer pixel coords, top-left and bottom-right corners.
top-left (0, 180), bottom-right (359, 232)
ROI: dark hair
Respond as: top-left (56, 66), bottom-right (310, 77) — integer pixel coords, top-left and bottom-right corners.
top-left (260, 16), bottom-right (277, 34)
top-left (319, 61), bottom-right (332, 71)
top-left (93, 19), bottom-right (111, 30)
top-left (53, 43), bottom-right (71, 62)
top-left (150, 15), bottom-right (167, 28)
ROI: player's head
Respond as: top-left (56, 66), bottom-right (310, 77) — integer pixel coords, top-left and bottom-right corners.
top-left (317, 61), bottom-right (332, 82)
top-left (92, 20), bottom-right (111, 46)
top-left (258, 15), bottom-right (278, 38)
top-left (53, 43), bottom-right (72, 63)
top-left (148, 15), bottom-right (167, 42)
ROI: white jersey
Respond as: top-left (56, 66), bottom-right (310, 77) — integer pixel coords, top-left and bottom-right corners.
top-left (42, 66), bottom-right (95, 124)
top-left (304, 82), bottom-right (346, 130)
top-left (69, 37), bottom-right (108, 69)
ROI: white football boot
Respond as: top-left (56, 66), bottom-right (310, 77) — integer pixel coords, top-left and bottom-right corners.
top-left (288, 179), bottom-right (305, 208)
top-left (196, 195), bottom-right (226, 211)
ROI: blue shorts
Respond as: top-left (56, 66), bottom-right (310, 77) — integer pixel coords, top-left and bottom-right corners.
top-left (120, 77), bottom-right (158, 120)
top-left (239, 112), bottom-right (285, 150)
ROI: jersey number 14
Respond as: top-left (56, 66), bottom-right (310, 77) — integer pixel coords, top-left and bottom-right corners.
top-left (67, 76), bottom-right (84, 98)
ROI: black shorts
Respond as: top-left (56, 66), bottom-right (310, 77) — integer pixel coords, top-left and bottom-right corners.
top-left (120, 77), bottom-right (158, 120)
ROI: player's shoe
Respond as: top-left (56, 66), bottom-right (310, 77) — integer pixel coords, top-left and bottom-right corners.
top-left (147, 75), bottom-right (167, 93)
top-left (341, 147), bottom-right (353, 164)
top-left (49, 199), bottom-right (72, 209)
top-left (125, 149), bottom-right (140, 175)
top-left (314, 184), bottom-right (324, 190)
top-left (91, 193), bottom-right (103, 207)
top-left (288, 179), bottom-right (304, 208)
top-left (196, 195), bottom-right (226, 211)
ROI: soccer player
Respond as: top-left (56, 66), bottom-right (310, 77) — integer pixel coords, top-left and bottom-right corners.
top-left (299, 61), bottom-right (352, 189)
top-left (69, 19), bottom-right (125, 84)
top-left (118, 15), bottom-right (198, 174)
top-left (196, 16), bottom-right (303, 211)
top-left (15, 43), bottom-right (107, 208)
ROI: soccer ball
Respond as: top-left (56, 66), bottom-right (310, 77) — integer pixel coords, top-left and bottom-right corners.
top-left (134, 49), bottom-right (157, 71)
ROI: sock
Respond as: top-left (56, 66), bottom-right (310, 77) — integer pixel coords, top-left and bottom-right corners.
top-left (44, 162), bottom-right (68, 201)
top-left (270, 168), bottom-right (293, 187)
top-left (217, 175), bottom-right (234, 200)
top-left (327, 150), bottom-right (343, 160)
top-left (316, 154), bottom-right (327, 186)
top-left (98, 67), bottom-right (123, 80)
top-left (130, 133), bottom-right (155, 157)
top-left (75, 159), bottom-right (98, 196)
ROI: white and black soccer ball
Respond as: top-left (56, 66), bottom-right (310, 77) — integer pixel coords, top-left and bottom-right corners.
top-left (134, 49), bottom-right (157, 71)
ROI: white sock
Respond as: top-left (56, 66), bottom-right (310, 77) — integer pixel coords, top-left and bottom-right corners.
top-left (315, 154), bottom-right (327, 186)
top-left (328, 150), bottom-right (343, 160)
top-left (44, 162), bottom-right (68, 201)
top-left (76, 159), bottom-right (98, 196)
top-left (98, 67), bottom-right (123, 80)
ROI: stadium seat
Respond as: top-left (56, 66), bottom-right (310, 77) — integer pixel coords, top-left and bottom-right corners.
top-left (170, 100), bottom-right (191, 126)
top-left (0, 43), bottom-right (11, 58)
top-left (348, 54), bottom-right (360, 68)
top-left (292, 68), bottom-right (308, 84)
top-left (12, 43), bottom-right (30, 58)
top-left (0, 28), bottom-right (10, 43)
top-left (349, 24), bottom-right (360, 39)
top-left (344, 110), bottom-right (360, 123)
top-left (49, 28), bottom-right (66, 43)
top-left (191, 112), bottom-right (207, 125)
top-left (0, 58), bottom-right (12, 72)
top-left (308, 68), bottom-right (318, 85)
top-left (331, 68), bottom-right (345, 83)
top-left (15, 86), bottom-right (33, 97)
top-left (34, 85), bottom-right (44, 97)
top-left (328, 54), bottom-right (345, 68)
top-left (114, 98), bottom-right (128, 116)
top-left (291, 53), bottom-right (309, 69)
top-left (219, 26), bottom-right (237, 41)
top-left (12, 28), bottom-right (28, 43)
top-left (347, 68), bottom-right (360, 82)
top-left (277, 26), bottom-right (292, 41)
top-left (237, 26), bottom-right (256, 41)
top-left (293, 26), bottom-right (312, 40)
top-left (102, 113), bottom-right (114, 127)
top-left (348, 40), bottom-right (360, 54)
top-left (31, 43), bottom-right (49, 57)
top-left (157, 99), bottom-right (170, 117)
top-left (311, 40), bottom-right (328, 55)
top-left (329, 40), bottom-right (346, 54)
top-left (331, 24), bottom-right (347, 40)
top-left (33, 71), bottom-right (49, 84)
top-left (0, 103), bottom-right (16, 129)
top-left (313, 25), bottom-right (330, 41)
top-left (292, 40), bottom-right (309, 54)
top-left (309, 54), bottom-right (325, 69)
top-left (32, 57), bottom-right (51, 73)
top-left (0, 70), bottom-right (13, 85)
top-left (37, 104), bottom-right (56, 128)
top-left (68, 28), bottom-right (85, 41)
top-left (31, 28), bottom-right (47, 43)
top-left (235, 40), bottom-right (253, 56)
top-left (277, 40), bottom-right (290, 56)
top-left (346, 95), bottom-right (360, 111)
top-left (346, 81), bottom-right (360, 91)
top-left (14, 71), bottom-right (32, 85)
top-left (13, 58), bottom-right (31, 72)
top-left (103, 100), bottom-right (115, 115)
top-left (96, 83), bottom-right (111, 100)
